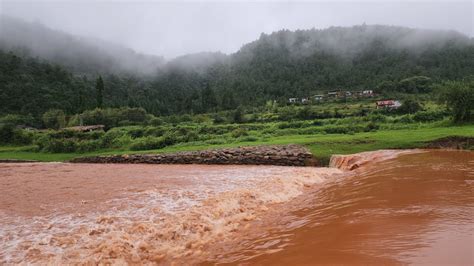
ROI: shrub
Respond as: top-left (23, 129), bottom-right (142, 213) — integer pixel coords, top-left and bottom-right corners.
top-left (312, 120), bottom-right (323, 126)
top-left (278, 106), bottom-right (297, 121)
top-left (67, 115), bottom-right (81, 127)
top-left (175, 126), bottom-right (192, 136)
top-left (80, 108), bottom-right (112, 127)
top-left (35, 136), bottom-right (77, 153)
top-left (107, 134), bottom-right (133, 148)
top-left (297, 106), bottom-right (315, 120)
top-left (397, 115), bottom-right (414, 124)
top-left (149, 117), bottom-right (164, 126)
top-left (180, 114), bottom-right (193, 122)
top-left (313, 110), bottom-right (333, 119)
top-left (299, 127), bottom-right (324, 135)
top-left (365, 122), bottom-right (380, 132)
top-left (199, 125), bottom-right (238, 135)
top-left (161, 134), bottom-right (178, 146)
top-left (413, 110), bottom-right (445, 122)
top-left (12, 129), bottom-right (34, 145)
top-left (0, 125), bottom-right (34, 145)
top-left (398, 76), bottom-right (432, 93)
top-left (231, 128), bottom-right (248, 138)
top-left (368, 114), bottom-right (387, 123)
top-left (333, 109), bottom-right (343, 118)
top-left (76, 139), bottom-right (103, 153)
top-left (121, 107), bottom-right (147, 123)
top-left (130, 137), bottom-right (164, 151)
top-left (0, 114), bottom-right (37, 127)
top-left (278, 121), bottom-right (307, 129)
top-left (323, 126), bottom-right (350, 134)
top-left (0, 124), bottom-right (15, 144)
top-left (101, 128), bottom-right (127, 147)
top-left (240, 136), bottom-right (259, 142)
top-left (118, 120), bottom-right (134, 127)
top-left (193, 114), bottom-right (212, 124)
top-left (398, 98), bottom-right (423, 114)
top-left (233, 106), bottom-right (244, 123)
top-left (322, 125), bottom-right (366, 135)
top-left (438, 80), bottom-right (474, 122)
top-left (212, 114), bottom-right (226, 124)
top-left (129, 134), bottom-right (178, 151)
top-left (205, 139), bottom-right (227, 145)
top-left (182, 131), bottom-right (199, 142)
top-left (79, 107), bottom-right (149, 129)
top-left (42, 109), bottom-right (66, 129)
top-left (30, 129), bottom-right (107, 153)
top-left (144, 126), bottom-right (166, 137)
top-left (127, 128), bottom-right (145, 138)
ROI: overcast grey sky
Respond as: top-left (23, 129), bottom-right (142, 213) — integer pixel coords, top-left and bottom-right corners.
top-left (1, 0), bottom-right (472, 58)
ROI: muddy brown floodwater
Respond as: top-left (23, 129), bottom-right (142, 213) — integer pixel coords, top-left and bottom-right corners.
top-left (0, 150), bottom-right (473, 265)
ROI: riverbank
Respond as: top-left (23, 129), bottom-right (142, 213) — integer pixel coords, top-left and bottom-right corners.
top-left (0, 126), bottom-right (473, 164)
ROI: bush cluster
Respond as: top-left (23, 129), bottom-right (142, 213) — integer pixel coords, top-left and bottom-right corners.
top-left (0, 100), bottom-right (452, 154)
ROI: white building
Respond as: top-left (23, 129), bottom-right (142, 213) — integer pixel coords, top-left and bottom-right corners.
top-left (288, 98), bottom-right (298, 103)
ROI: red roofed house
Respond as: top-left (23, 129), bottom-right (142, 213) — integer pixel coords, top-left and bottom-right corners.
top-left (376, 100), bottom-right (401, 109)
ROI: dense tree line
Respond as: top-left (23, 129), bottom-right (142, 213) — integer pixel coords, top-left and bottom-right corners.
top-left (0, 50), bottom-right (90, 115)
top-left (1, 25), bottom-right (473, 118)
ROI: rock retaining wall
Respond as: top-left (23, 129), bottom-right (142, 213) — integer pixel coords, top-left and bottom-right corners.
top-left (70, 145), bottom-right (318, 166)
top-left (0, 159), bottom-right (39, 163)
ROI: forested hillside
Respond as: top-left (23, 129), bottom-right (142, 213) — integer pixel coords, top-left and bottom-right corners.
top-left (228, 25), bottom-right (473, 98)
top-left (1, 21), bottom-right (473, 117)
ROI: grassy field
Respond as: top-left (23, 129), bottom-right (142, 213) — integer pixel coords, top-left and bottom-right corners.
top-left (1, 124), bottom-right (472, 164)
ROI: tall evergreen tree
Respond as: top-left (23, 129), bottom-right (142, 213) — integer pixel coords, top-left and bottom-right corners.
top-left (201, 84), bottom-right (218, 112)
top-left (221, 90), bottom-right (237, 110)
top-left (96, 76), bottom-right (104, 108)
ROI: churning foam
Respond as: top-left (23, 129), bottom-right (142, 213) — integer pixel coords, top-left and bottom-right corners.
top-left (329, 149), bottom-right (422, 170)
top-left (0, 164), bottom-right (342, 264)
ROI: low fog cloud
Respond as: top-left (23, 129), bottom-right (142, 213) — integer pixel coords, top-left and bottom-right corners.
top-left (1, 0), bottom-right (472, 58)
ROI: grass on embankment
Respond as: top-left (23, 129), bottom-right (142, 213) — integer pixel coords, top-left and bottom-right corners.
top-left (0, 125), bottom-right (473, 164)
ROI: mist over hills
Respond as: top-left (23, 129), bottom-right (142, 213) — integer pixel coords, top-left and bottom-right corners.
top-left (238, 25), bottom-right (471, 58)
top-left (0, 16), bottom-right (473, 116)
top-left (0, 16), bottom-right (165, 76)
top-left (164, 52), bottom-right (229, 74)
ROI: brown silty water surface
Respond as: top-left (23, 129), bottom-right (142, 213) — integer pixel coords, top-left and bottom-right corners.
top-left (0, 150), bottom-right (473, 264)
top-left (206, 150), bottom-right (474, 265)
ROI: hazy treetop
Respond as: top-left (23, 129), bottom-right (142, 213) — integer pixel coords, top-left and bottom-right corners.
top-left (1, 0), bottom-right (472, 59)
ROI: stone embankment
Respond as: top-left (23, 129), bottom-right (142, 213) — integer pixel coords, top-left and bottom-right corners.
top-left (70, 145), bottom-right (318, 166)
top-left (0, 159), bottom-right (39, 163)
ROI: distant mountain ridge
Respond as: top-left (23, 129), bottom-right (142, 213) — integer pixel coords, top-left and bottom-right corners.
top-left (1, 18), bottom-right (473, 116)
top-left (238, 25), bottom-right (471, 58)
top-left (1, 16), bottom-right (472, 77)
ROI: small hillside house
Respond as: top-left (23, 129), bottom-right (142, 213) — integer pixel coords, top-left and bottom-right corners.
top-left (288, 98), bottom-right (298, 103)
top-left (313, 95), bottom-right (324, 101)
top-left (301, 98), bottom-right (310, 104)
top-left (376, 100), bottom-right (401, 109)
top-left (362, 90), bottom-right (374, 96)
top-left (63, 125), bottom-right (105, 132)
